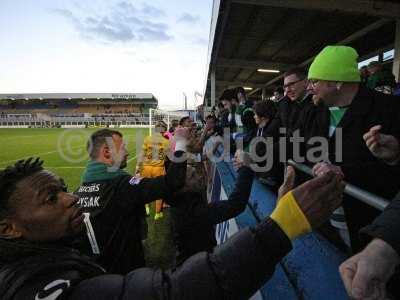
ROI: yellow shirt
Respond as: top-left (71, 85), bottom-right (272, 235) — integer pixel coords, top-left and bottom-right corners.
top-left (141, 134), bottom-right (170, 167)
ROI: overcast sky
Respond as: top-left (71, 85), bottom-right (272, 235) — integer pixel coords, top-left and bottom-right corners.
top-left (0, 0), bottom-right (213, 110)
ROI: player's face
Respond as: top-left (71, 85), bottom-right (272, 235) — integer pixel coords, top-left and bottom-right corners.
top-left (5, 171), bottom-right (84, 242)
top-left (155, 125), bottom-right (167, 134)
top-left (111, 134), bottom-right (129, 169)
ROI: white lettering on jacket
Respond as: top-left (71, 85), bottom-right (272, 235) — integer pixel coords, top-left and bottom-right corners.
top-left (77, 184), bottom-right (100, 193)
top-left (77, 196), bottom-right (101, 208)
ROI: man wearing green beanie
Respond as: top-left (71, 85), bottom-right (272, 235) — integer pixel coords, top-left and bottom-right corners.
top-left (300, 45), bottom-right (400, 299)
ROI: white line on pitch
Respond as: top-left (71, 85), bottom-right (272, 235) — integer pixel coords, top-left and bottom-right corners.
top-left (127, 155), bottom-right (137, 163)
top-left (0, 145), bottom-right (86, 165)
top-left (47, 166), bottom-right (86, 169)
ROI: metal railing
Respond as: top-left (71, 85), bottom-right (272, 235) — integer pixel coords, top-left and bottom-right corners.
top-left (287, 160), bottom-right (390, 211)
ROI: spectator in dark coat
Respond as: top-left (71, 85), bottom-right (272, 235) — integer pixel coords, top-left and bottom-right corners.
top-left (366, 61), bottom-right (396, 94)
top-left (305, 45), bottom-right (400, 252)
top-left (263, 69), bottom-right (315, 189)
top-left (266, 68), bottom-right (314, 139)
top-left (219, 89), bottom-right (238, 132)
top-left (251, 101), bottom-right (281, 188)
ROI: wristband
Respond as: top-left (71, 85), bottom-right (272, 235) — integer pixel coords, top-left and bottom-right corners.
top-left (270, 191), bottom-right (312, 240)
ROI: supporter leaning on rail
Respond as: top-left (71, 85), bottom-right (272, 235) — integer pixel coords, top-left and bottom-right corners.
top-left (260, 68), bottom-right (315, 189)
top-left (215, 102), bottom-right (227, 129)
top-left (234, 86), bottom-right (253, 123)
top-left (236, 86), bottom-right (253, 108)
top-left (299, 45), bottom-right (400, 252)
top-left (339, 128), bottom-right (400, 300)
top-left (185, 115), bottom-right (221, 156)
top-left (73, 128), bottom-right (188, 274)
top-left (219, 88), bottom-right (238, 132)
top-left (266, 67), bottom-right (314, 139)
top-left (0, 157), bottom-right (343, 300)
top-left (201, 114), bottom-right (224, 159)
top-left (178, 116), bottom-right (192, 128)
top-left (251, 101), bottom-right (280, 187)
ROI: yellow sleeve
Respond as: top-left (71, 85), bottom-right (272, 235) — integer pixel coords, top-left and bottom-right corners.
top-left (270, 191), bottom-right (311, 240)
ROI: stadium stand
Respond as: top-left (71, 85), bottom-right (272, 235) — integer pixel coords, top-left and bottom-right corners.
top-left (0, 93), bottom-right (158, 127)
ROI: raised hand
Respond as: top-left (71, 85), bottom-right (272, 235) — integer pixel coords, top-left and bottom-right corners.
top-left (363, 125), bottom-right (400, 165)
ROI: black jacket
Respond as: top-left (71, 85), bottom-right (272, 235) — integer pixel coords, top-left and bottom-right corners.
top-left (298, 87), bottom-right (400, 251)
top-left (0, 239), bottom-right (104, 300)
top-left (266, 94), bottom-right (314, 138)
top-left (0, 218), bottom-right (291, 300)
top-left (74, 151), bottom-right (187, 274)
top-left (252, 121), bottom-right (283, 188)
top-left (169, 166), bottom-right (254, 264)
top-left (220, 107), bottom-right (237, 132)
top-left (257, 94), bottom-right (314, 188)
top-left (361, 193), bottom-right (400, 255)
top-left (360, 138), bottom-right (400, 255)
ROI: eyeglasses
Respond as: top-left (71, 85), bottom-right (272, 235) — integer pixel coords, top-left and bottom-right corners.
top-left (283, 78), bottom-right (305, 90)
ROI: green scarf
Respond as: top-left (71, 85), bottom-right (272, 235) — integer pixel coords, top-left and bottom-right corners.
top-left (81, 160), bottom-right (129, 183)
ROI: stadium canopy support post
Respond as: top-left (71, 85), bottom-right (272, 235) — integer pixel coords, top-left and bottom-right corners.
top-left (262, 88), bottom-right (267, 101)
top-left (393, 20), bottom-right (400, 82)
top-left (211, 68), bottom-right (216, 109)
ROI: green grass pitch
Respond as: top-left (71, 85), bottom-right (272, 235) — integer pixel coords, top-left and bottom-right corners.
top-left (0, 128), bottom-right (149, 190)
top-left (0, 128), bottom-right (175, 269)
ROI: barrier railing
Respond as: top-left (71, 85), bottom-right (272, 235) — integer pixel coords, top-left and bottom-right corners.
top-left (211, 151), bottom-right (349, 300)
top-left (287, 160), bottom-right (390, 211)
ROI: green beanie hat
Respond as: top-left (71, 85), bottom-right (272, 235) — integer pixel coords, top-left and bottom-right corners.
top-left (308, 46), bottom-right (361, 82)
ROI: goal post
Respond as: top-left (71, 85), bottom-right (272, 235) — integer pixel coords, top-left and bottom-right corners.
top-left (148, 108), bottom-right (188, 136)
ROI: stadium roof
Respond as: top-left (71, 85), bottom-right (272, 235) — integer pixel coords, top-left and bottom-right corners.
top-left (0, 93), bottom-right (157, 102)
top-left (203, 0), bottom-right (400, 104)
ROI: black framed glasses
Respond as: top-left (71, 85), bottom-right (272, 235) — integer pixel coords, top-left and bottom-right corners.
top-left (283, 78), bottom-right (305, 90)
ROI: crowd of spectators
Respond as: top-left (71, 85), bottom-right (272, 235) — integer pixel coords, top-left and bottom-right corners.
top-left (201, 45), bottom-right (400, 299)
